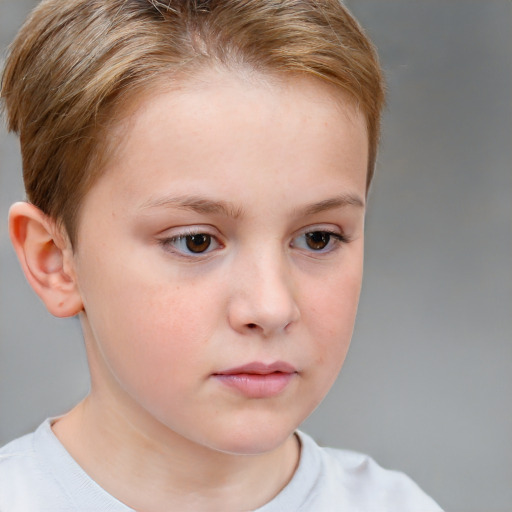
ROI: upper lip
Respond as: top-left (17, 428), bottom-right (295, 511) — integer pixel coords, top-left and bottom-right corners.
top-left (215, 361), bottom-right (297, 375)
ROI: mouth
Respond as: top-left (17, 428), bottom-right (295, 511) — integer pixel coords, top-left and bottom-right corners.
top-left (213, 361), bottom-right (298, 399)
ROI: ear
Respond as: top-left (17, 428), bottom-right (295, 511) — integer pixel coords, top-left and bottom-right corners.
top-left (9, 202), bottom-right (84, 318)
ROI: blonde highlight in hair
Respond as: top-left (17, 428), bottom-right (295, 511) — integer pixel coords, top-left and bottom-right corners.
top-left (2, 0), bottom-right (384, 244)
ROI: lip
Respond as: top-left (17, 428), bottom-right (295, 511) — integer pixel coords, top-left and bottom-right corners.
top-left (213, 361), bottom-right (298, 398)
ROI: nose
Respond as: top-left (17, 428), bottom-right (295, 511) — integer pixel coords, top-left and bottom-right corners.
top-left (227, 250), bottom-right (300, 337)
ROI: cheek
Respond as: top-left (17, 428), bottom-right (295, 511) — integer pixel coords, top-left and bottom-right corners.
top-left (80, 263), bottom-right (222, 399)
top-left (301, 257), bottom-right (363, 366)
top-left (308, 258), bottom-right (362, 328)
top-left (289, 259), bottom-right (362, 423)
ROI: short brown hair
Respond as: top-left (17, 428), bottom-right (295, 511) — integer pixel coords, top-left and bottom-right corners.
top-left (1, 0), bottom-right (384, 245)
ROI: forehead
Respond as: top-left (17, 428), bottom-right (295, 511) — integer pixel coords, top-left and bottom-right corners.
top-left (77, 69), bottom-right (369, 229)
top-left (107, 68), bottom-right (366, 155)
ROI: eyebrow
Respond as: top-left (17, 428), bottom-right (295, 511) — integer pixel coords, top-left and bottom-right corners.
top-left (140, 195), bottom-right (244, 218)
top-left (299, 194), bottom-right (365, 215)
top-left (139, 192), bottom-right (364, 218)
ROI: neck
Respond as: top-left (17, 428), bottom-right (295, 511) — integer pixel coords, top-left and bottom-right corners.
top-left (52, 393), bottom-right (300, 512)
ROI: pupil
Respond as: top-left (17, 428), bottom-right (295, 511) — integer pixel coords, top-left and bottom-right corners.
top-left (306, 232), bottom-right (329, 250)
top-left (186, 234), bottom-right (211, 253)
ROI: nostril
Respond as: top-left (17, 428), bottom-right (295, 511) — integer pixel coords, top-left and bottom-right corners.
top-left (247, 323), bottom-right (258, 329)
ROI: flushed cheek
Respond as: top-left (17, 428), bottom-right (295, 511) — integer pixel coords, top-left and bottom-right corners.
top-left (85, 274), bottom-right (217, 402)
top-left (307, 269), bottom-right (361, 332)
top-left (300, 269), bottom-right (361, 376)
top-left (123, 298), bottom-right (209, 360)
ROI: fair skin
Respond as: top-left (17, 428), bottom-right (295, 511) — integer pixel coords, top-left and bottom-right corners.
top-left (10, 70), bottom-right (368, 511)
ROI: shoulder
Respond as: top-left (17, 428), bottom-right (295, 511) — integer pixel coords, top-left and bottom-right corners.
top-left (0, 429), bottom-right (38, 479)
top-left (0, 426), bottom-right (63, 511)
top-left (0, 419), bottom-right (135, 512)
top-left (262, 431), bottom-right (443, 512)
top-left (322, 445), bottom-right (442, 510)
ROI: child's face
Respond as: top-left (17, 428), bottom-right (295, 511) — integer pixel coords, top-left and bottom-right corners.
top-left (72, 71), bottom-right (368, 454)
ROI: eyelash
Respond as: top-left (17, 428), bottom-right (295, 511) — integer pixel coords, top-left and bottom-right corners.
top-left (291, 230), bottom-right (350, 254)
top-left (158, 228), bottom-right (350, 259)
top-left (158, 229), bottom-right (221, 258)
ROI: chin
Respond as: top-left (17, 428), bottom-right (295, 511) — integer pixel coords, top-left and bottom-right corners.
top-left (215, 434), bottom-right (292, 456)
top-left (200, 414), bottom-right (299, 456)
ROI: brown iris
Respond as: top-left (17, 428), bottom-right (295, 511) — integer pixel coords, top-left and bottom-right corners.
top-left (305, 231), bottom-right (331, 251)
top-left (185, 234), bottom-right (211, 253)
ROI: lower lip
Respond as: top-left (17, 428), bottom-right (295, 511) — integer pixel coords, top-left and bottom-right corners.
top-left (214, 372), bottom-right (296, 398)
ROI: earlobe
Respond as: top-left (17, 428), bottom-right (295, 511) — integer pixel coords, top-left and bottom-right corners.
top-left (9, 202), bottom-right (84, 318)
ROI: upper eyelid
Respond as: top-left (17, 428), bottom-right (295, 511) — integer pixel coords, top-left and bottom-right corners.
top-left (290, 225), bottom-right (353, 252)
top-left (158, 225), bottom-right (348, 241)
top-left (160, 229), bottom-right (222, 245)
top-left (157, 217), bottom-right (351, 235)
top-left (158, 224), bottom-right (220, 238)
top-left (158, 232), bottom-right (222, 260)
top-left (293, 224), bottom-right (347, 238)
top-left (291, 231), bottom-right (346, 247)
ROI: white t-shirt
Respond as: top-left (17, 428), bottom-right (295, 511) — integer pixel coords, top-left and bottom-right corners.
top-left (0, 419), bottom-right (443, 511)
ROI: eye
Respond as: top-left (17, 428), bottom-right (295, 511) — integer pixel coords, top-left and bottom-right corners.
top-left (291, 230), bottom-right (347, 252)
top-left (183, 233), bottom-right (213, 253)
top-left (159, 232), bottom-right (220, 256)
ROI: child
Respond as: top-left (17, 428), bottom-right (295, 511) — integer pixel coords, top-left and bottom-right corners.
top-left (0, 1), bottom-right (442, 510)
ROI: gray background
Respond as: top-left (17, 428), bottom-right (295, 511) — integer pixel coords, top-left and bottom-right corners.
top-left (1, 1), bottom-right (511, 511)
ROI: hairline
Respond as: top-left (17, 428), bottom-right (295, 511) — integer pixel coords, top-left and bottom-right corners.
top-left (68, 66), bottom-right (370, 251)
